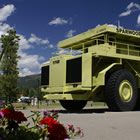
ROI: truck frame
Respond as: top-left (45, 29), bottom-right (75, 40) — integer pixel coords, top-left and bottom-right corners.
top-left (41, 24), bottom-right (140, 111)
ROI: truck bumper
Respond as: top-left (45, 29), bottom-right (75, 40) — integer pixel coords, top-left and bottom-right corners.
top-left (41, 85), bottom-right (91, 93)
top-left (43, 93), bottom-right (90, 100)
top-left (43, 86), bottom-right (100, 101)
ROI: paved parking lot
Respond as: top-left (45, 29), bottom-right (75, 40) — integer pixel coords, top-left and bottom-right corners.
top-left (22, 107), bottom-right (140, 140)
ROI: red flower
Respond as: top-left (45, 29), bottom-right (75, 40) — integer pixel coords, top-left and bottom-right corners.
top-left (48, 123), bottom-right (68, 140)
top-left (14, 111), bottom-right (27, 122)
top-left (68, 124), bottom-right (75, 133)
top-left (40, 117), bottom-right (57, 127)
top-left (2, 108), bottom-right (27, 122)
top-left (2, 109), bottom-right (15, 120)
top-left (40, 117), bottom-right (68, 140)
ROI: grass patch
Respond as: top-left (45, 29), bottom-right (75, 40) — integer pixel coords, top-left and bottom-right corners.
top-left (86, 102), bottom-right (106, 107)
top-left (12, 102), bottom-right (27, 109)
top-left (25, 101), bottom-right (106, 110)
top-left (26, 102), bottom-right (61, 109)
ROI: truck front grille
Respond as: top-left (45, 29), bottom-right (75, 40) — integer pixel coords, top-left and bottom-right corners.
top-left (41, 66), bottom-right (49, 85)
top-left (66, 57), bottom-right (82, 83)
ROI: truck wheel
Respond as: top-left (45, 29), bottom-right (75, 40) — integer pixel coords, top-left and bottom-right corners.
top-left (59, 100), bottom-right (87, 111)
top-left (105, 69), bottom-right (137, 111)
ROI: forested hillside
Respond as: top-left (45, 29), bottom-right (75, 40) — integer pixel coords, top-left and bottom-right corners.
top-left (17, 74), bottom-right (41, 89)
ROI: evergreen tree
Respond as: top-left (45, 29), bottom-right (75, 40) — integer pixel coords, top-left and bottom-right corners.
top-left (0, 30), bottom-right (20, 103)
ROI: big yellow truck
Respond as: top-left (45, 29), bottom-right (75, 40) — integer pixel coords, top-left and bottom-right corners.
top-left (41, 24), bottom-right (140, 111)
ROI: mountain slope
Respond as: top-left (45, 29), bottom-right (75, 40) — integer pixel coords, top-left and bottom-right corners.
top-left (17, 74), bottom-right (41, 89)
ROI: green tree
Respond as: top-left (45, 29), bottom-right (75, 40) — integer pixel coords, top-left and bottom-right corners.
top-left (0, 30), bottom-right (20, 103)
top-left (29, 88), bottom-right (37, 97)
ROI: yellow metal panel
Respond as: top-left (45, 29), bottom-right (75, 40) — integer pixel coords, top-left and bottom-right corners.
top-left (58, 24), bottom-right (140, 50)
top-left (82, 53), bottom-right (92, 87)
top-left (49, 55), bottom-right (72, 88)
top-left (93, 63), bottom-right (122, 86)
top-left (44, 93), bottom-right (90, 100)
top-left (88, 44), bottom-right (140, 62)
top-left (43, 86), bottom-right (100, 100)
top-left (50, 56), bottom-right (65, 87)
top-left (41, 85), bottom-right (91, 93)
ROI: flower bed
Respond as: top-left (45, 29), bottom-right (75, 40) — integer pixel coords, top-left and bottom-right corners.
top-left (0, 105), bottom-right (84, 140)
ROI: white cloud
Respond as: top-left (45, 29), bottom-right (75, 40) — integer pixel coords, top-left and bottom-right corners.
top-left (66, 30), bottom-right (76, 38)
top-left (0, 5), bottom-right (15, 37)
top-left (41, 39), bottom-right (49, 45)
top-left (56, 48), bottom-right (82, 56)
top-left (137, 14), bottom-right (140, 25)
top-left (19, 35), bottom-right (33, 50)
top-left (18, 51), bottom-right (45, 77)
top-left (108, 24), bottom-right (117, 27)
top-left (127, 2), bottom-right (140, 10)
top-left (17, 34), bottom-right (48, 76)
top-left (19, 68), bottom-right (34, 77)
top-left (119, 10), bottom-right (132, 17)
top-left (28, 33), bottom-right (49, 45)
top-left (48, 44), bottom-right (54, 48)
top-left (49, 17), bottom-right (69, 25)
top-left (109, 24), bottom-right (124, 29)
top-left (39, 56), bottom-right (45, 61)
top-left (0, 4), bottom-right (15, 22)
top-left (95, 24), bottom-right (123, 29)
top-left (127, 2), bottom-right (134, 10)
top-left (0, 23), bottom-right (13, 37)
top-left (57, 48), bottom-right (70, 55)
top-left (119, 2), bottom-right (140, 17)
top-left (17, 33), bottom-right (55, 76)
top-left (96, 24), bottom-right (101, 28)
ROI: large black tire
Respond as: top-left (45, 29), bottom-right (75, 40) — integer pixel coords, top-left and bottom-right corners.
top-left (59, 100), bottom-right (87, 111)
top-left (105, 69), bottom-right (138, 111)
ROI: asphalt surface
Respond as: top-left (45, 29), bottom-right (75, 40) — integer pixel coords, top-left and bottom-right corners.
top-left (21, 107), bottom-right (140, 140)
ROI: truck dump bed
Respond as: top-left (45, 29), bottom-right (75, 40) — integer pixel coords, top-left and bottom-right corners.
top-left (58, 24), bottom-right (140, 50)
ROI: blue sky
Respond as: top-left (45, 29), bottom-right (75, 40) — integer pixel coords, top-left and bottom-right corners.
top-left (0, 0), bottom-right (140, 76)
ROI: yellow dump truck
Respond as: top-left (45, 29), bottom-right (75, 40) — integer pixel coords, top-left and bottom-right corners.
top-left (41, 24), bottom-right (140, 111)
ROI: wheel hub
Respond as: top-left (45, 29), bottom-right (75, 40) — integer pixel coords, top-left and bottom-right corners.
top-left (119, 80), bottom-right (133, 102)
